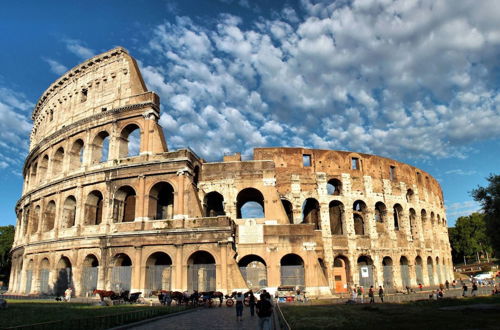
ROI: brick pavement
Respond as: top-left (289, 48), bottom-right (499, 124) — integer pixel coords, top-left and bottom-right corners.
top-left (129, 305), bottom-right (260, 330)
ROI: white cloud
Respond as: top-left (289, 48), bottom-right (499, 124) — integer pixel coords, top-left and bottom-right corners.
top-left (64, 39), bottom-right (95, 60)
top-left (140, 0), bottom-right (500, 161)
top-left (42, 58), bottom-right (68, 75)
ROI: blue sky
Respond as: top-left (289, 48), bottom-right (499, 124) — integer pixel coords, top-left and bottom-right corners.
top-left (1, 0), bottom-right (499, 227)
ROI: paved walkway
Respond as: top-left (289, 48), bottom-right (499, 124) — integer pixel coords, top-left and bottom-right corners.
top-left (130, 305), bottom-right (260, 330)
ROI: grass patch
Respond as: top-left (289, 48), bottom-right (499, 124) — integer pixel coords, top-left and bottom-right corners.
top-left (281, 296), bottom-right (500, 330)
top-left (1, 299), bottom-right (189, 329)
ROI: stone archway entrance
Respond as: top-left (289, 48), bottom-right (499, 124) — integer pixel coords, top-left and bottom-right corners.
top-left (187, 251), bottom-right (216, 292)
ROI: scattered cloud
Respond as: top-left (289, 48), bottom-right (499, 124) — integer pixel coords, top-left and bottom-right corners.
top-left (446, 200), bottom-right (482, 220)
top-left (444, 169), bottom-right (477, 176)
top-left (42, 57), bottom-right (68, 75)
top-left (142, 0), bottom-right (500, 161)
top-left (63, 39), bottom-right (96, 60)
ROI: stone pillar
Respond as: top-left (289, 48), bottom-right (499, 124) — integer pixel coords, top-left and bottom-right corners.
top-left (132, 246), bottom-right (143, 292)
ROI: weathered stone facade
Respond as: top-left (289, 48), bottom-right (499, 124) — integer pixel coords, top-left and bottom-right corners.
top-left (9, 48), bottom-right (453, 297)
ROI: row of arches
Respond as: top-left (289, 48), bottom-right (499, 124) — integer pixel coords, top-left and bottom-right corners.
top-left (334, 255), bottom-right (448, 292)
top-left (28, 124), bottom-right (141, 187)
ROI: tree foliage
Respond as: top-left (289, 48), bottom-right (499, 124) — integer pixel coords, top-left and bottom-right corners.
top-left (472, 174), bottom-right (500, 256)
top-left (449, 213), bottom-right (492, 263)
top-left (0, 225), bottom-right (15, 283)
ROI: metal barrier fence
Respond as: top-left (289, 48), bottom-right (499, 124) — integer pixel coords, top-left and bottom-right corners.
top-left (3, 305), bottom-right (190, 330)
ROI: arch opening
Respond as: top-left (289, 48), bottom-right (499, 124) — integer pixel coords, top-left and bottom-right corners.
top-left (82, 255), bottom-right (99, 296)
top-left (237, 188), bottom-right (264, 219)
top-left (329, 200), bottom-right (344, 235)
top-left (204, 191), bottom-right (225, 217)
top-left (187, 251), bottom-right (216, 292)
top-left (113, 186), bottom-right (136, 222)
top-left (238, 255), bottom-right (267, 289)
top-left (146, 252), bottom-right (173, 294)
top-left (280, 254), bottom-right (305, 287)
top-left (302, 198), bottom-right (320, 230)
top-left (148, 182), bottom-right (174, 220)
top-left (111, 253), bottom-right (132, 292)
top-left (62, 196), bottom-right (76, 228)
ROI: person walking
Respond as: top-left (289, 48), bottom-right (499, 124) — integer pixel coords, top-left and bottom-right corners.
top-left (378, 286), bottom-right (384, 303)
top-left (248, 290), bottom-right (256, 316)
top-left (235, 292), bottom-right (244, 321)
top-left (369, 286), bottom-right (375, 304)
top-left (256, 295), bottom-right (273, 330)
top-left (462, 283), bottom-right (468, 297)
top-left (472, 282), bottom-right (478, 296)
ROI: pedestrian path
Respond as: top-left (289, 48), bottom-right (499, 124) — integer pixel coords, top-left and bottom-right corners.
top-left (129, 305), bottom-right (260, 330)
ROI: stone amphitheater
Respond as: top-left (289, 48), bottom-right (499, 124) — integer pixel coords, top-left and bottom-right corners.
top-left (8, 47), bottom-right (452, 298)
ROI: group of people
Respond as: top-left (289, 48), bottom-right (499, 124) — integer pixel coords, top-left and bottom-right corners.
top-left (233, 290), bottom-right (273, 330)
top-left (350, 285), bottom-right (385, 303)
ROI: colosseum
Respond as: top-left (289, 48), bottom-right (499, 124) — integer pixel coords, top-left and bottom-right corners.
top-left (8, 47), bottom-right (453, 298)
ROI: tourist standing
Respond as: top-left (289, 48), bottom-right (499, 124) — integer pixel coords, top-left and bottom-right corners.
top-left (368, 286), bottom-right (375, 304)
top-left (378, 286), bottom-right (384, 303)
top-left (235, 292), bottom-right (244, 321)
top-left (64, 287), bottom-right (73, 302)
top-left (256, 295), bottom-right (273, 330)
top-left (248, 290), bottom-right (256, 316)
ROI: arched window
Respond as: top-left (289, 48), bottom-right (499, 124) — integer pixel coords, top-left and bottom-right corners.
top-left (281, 199), bottom-right (293, 224)
top-left (302, 198), bottom-right (320, 230)
top-left (353, 200), bottom-right (367, 235)
top-left (326, 179), bottom-right (342, 195)
top-left (91, 131), bottom-right (110, 163)
top-left (62, 196), bottom-right (76, 228)
top-left (237, 188), bottom-right (265, 218)
top-left (204, 191), bottom-right (224, 217)
top-left (70, 139), bottom-right (85, 170)
top-left (329, 201), bottom-right (343, 235)
top-left (38, 155), bottom-right (49, 182)
top-left (238, 255), bottom-right (267, 289)
top-left (113, 186), bottom-right (136, 222)
top-left (31, 205), bottom-right (40, 235)
top-left (119, 124), bottom-right (141, 158)
top-left (393, 204), bottom-right (403, 230)
top-left (84, 191), bottom-right (104, 225)
top-left (374, 202), bottom-right (386, 223)
top-left (43, 200), bottom-right (56, 232)
top-left (149, 182), bottom-right (174, 220)
top-left (406, 189), bottom-right (414, 203)
top-left (52, 147), bottom-right (64, 175)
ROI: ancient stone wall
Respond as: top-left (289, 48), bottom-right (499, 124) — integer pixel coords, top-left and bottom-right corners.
top-left (9, 48), bottom-right (453, 298)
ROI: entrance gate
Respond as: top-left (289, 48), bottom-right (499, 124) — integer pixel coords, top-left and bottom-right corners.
top-left (280, 266), bottom-right (305, 286)
top-left (40, 269), bottom-right (50, 294)
top-left (82, 267), bottom-right (99, 296)
top-left (188, 264), bottom-right (216, 292)
top-left (111, 266), bottom-right (132, 292)
top-left (146, 266), bottom-right (172, 292)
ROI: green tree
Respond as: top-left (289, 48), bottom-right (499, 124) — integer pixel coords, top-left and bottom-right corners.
top-left (449, 213), bottom-right (492, 264)
top-left (0, 225), bottom-right (15, 285)
top-left (472, 174), bottom-right (500, 256)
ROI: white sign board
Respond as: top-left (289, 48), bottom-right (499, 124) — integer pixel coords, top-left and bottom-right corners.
top-left (361, 266), bottom-right (369, 278)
